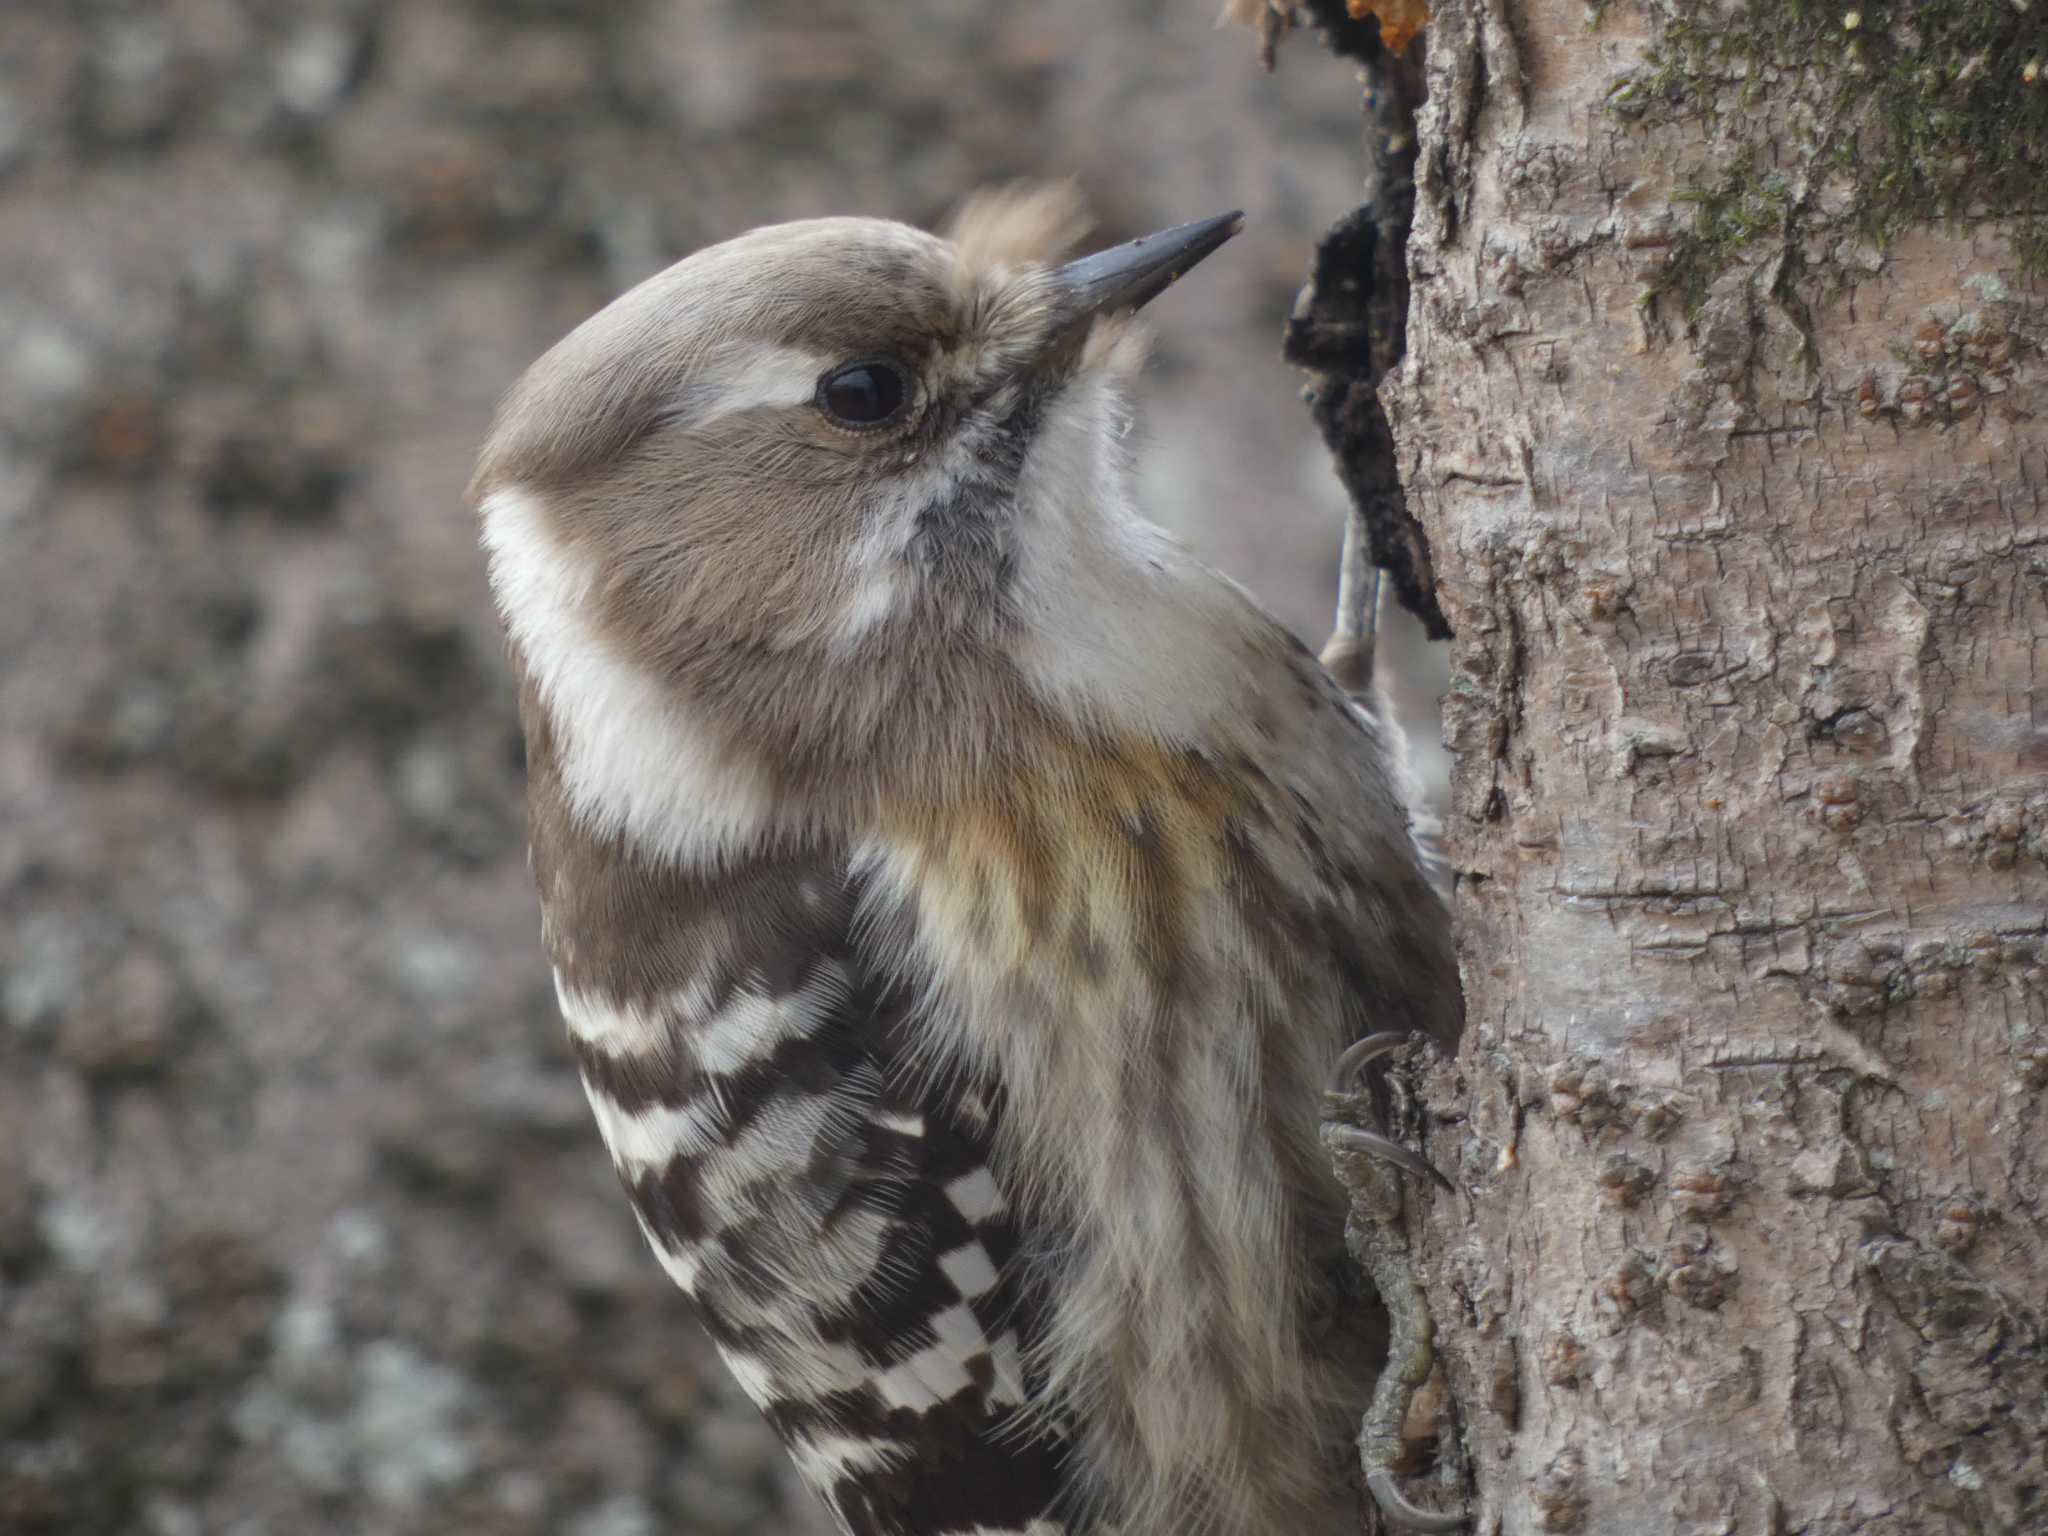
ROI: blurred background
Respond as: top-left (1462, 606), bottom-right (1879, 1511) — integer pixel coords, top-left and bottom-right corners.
top-left (0, 3), bottom-right (1441, 1532)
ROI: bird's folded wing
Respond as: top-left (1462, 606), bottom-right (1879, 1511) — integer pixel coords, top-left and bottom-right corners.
top-left (559, 855), bottom-right (1070, 1536)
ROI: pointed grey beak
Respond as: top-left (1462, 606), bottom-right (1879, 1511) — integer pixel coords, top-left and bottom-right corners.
top-left (1052, 211), bottom-right (1245, 320)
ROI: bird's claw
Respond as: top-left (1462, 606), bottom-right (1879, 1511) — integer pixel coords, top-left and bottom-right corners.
top-left (1367, 1469), bottom-right (1466, 1532)
top-left (1325, 1031), bottom-right (1451, 1191)
top-left (1328, 1030), bottom-right (1418, 1093)
top-left (1326, 1124), bottom-right (1454, 1194)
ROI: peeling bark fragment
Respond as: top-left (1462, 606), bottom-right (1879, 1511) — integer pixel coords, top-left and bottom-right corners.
top-left (1280, 12), bottom-right (1450, 637)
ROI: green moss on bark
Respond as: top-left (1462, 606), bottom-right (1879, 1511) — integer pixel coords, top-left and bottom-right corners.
top-left (1605, 0), bottom-right (2048, 314)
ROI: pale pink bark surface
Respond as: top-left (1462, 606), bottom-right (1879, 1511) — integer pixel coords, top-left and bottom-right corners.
top-left (1386, 4), bottom-right (2048, 1531)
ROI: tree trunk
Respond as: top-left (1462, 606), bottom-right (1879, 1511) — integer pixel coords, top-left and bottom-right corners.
top-left (1361, 2), bottom-right (2048, 1531)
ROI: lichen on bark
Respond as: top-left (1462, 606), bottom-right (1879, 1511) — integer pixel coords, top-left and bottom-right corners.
top-left (1605, 0), bottom-right (2048, 315)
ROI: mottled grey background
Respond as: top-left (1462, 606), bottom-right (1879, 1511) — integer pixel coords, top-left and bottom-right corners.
top-left (0, 4), bottom-right (1437, 1533)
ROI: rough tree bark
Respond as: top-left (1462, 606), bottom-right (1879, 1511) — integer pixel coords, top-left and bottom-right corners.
top-left (1282, 2), bottom-right (2048, 1532)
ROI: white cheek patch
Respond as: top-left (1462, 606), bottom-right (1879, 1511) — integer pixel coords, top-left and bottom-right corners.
top-left (823, 448), bottom-right (978, 652)
top-left (828, 509), bottom-right (913, 652)
top-left (480, 486), bottom-right (781, 865)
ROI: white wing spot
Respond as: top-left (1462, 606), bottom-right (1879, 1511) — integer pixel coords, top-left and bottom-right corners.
top-left (716, 1347), bottom-right (780, 1410)
top-left (985, 1329), bottom-right (1029, 1409)
top-left (691, 977), bottom-right (838, 1076)
top-left (870, 1110), bottom-right (927, 1139)
top-left (582, 1080), bottom-right (723, 1169)
top-left (946, 1168), bottom-right (1006, 1223)
top-left (938, 1242), bottom-right (999, 1301)
top-left (789, 1434), bottom-right (904, 1487)
top-left (873, 1303), bottom-right (988, 1409)
top-left (630, 1210), bottom-right (707, 1298)
top-left (875, 1346), bottom-right (976, 1410)
top-left (555, 975), bottom-right (660, 1054)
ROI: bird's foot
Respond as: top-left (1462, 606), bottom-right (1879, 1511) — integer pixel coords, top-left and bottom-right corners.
top-left (1325, 1032), bottom-right (1452, 1191)
top-left (1323, 1032), bottom-right (1466, 1531)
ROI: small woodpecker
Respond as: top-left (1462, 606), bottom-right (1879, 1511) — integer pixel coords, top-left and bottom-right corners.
top-left (472, 184), bottom-right (1461, 1536)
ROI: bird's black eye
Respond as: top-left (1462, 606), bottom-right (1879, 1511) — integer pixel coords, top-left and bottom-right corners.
top-left (817, 360), bottom-right (909, 429)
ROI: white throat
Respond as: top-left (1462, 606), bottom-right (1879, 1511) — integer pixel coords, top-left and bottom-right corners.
top-left (1005, 371), bottom-right (1266, 746)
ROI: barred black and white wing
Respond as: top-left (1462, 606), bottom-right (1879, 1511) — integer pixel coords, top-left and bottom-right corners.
top-left (552, 853), bottom-right (1068, 1536)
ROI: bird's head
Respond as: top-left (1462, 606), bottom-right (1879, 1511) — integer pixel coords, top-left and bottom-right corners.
top-left (475, 185), bottom-right (1247, 828)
